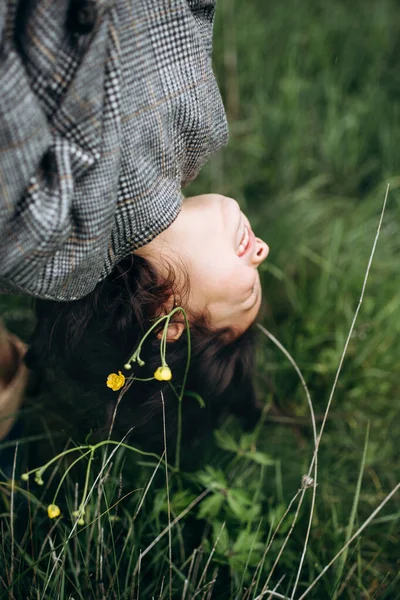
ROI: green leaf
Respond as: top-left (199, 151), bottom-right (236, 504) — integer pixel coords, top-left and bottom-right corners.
top-left (239, 432), bottom-right (256, 451)
top-left (197, 493), bottom-right (225, 520)
top-left (212, 521), bottom-right (230, 555)
top-left (244, 451), bottom-right (275, 466)
top-left (171, 490), bottom-right (197, 513)
top-left (214, 429), bottom-right (239, 452)
top-left (226, 489), bottom-right (255, 521)
top-left (197, 466), bottom-right (228, 491)
top-left (232, 530), bottom-right (265, 566)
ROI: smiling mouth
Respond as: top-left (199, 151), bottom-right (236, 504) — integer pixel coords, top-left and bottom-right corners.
top-left (237, 225), bottom-right (254, 257)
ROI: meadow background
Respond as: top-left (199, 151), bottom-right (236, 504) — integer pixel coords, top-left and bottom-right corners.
top-left (1, 0), bottom-right (400, 598)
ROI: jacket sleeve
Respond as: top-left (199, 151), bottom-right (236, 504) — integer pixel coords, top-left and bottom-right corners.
top-left (0, 9), bottom-right (53, 223)
top-left (0, 5), bottom-right (74, 285)
top-left (186, 0), bottom-right (217, 58)
top-left (0, 4), bottom-right (101, 297)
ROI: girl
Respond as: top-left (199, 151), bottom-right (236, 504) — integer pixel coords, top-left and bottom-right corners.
top-left (0, 193), bottom-right (269, 456)
top-left (0, 1), bottom-right (268, 458)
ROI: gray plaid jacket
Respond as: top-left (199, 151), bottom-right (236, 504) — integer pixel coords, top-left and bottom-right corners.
top-left (0, 0), bottom-right (228, 300)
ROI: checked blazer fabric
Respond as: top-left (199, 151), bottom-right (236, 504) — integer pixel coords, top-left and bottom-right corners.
top-left (0, 0), bottom-right (228, 300)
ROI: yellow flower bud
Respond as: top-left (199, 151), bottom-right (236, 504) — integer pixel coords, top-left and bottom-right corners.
top-left (21, 473), bottom-right (29, 481)
top-left (106, 371), bottom-right (126, 391)
top-left (47, 504), bottom-right (61, 519)
top-left (77, 517), bottom-right (85, 526)
top-left (154, 366), bottom-right (172, 381)
top-left (124, 363), bottom-right (132, 370)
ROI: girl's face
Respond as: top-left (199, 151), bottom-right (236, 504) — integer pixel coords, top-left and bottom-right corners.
top-left (136, 194), bottom-right (269, 336)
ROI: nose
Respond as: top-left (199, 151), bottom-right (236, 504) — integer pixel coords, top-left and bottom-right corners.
top-left (252, 237), bottom-right (269, 266)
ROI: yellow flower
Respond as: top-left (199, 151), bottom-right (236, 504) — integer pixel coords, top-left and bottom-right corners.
top-left (47, 504), bottom-right (61, 519)
top-left (154, 366), bottom-right (172, 381)
top-left (106, 370), bottom-right (125, 391)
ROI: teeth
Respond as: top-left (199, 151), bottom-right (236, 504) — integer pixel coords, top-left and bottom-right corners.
top-left (237, 226), bottom-right (249, 256)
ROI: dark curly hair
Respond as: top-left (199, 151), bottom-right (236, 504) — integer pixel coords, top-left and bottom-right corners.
top-left (25, 255), bottom-right (260, 454)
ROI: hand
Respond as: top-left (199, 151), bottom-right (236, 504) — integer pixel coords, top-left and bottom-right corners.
top-left (0, 320), bottom-right (19, 385)
top-left (0, 320), bottom-right (28, 440)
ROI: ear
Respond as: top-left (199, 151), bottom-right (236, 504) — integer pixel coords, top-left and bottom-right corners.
top-left (156, 322), bottom-right (186, 342)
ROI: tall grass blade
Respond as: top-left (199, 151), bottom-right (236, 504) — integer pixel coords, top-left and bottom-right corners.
top-left (333, 421), bottom-right (370, 597)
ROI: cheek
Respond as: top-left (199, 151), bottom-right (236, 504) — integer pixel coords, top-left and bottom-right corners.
top-left (193, 249), bottom-right (234, 285)
top-left (188, 245), bottom-right (252, 302)
top-left (214, 265), bottom-right (254, 302)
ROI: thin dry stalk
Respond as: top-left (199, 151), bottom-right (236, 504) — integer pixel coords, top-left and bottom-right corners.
top-left (204, 568), bottom-right (219, 600)
top-left (256, 326), bottom-right (318, 450)
top-left (192, 522), bottom-right (226, 599)
top-left (48, 535), bottom-right (59, 570)
top-left (109, 519), bottom-right (136, 593)
top-left (0, 523), bottom-right (5, 584)
top-left (95, 519), bottom-right (101, 597)
top-left (36, 518), bottom-right (61, 572)
top-left (107, 377), bottom-right (135, 441)
top-left (0, 577), bottom-right (8, 596)
top-left (268, 575), bottom-right (287, 600)
top-left (27, 483), bottom-right (36, 589)
top-left (85, 461), bottom-right (113, 567)
top-left (96, 526), bottom-right (104, 599)
top-left (174, 510), bottom-right (187, 564)
top-left (82, 385), bottom-right (133, 585)
top-left (42, 432), bottom-right (133, 597)
top-left (132, 489), bottom-right (210, 582)
top-left (314, 183), bottom-right (390, 454)
top-left (136, 551), bottom-right (142, 600)
top-left (239, 517), bottom-right (263, 598)
top-left (182, 578), bottom-right (189, 600)
top-left (158, 576), bottom-right (166, 599)
top-left (298, 480), bottom-right (400, 599)
top-left (290, 183), bottom-right (390, 599)
top-left (337, 562), bottom-right (357, 596)
top-left (195, 571), bottom-right (218, 600)
top-left (73, 482), bottom-right (80, 577)
top-left (127, 543), bottom-right (137, 600)
top-left (258, 185), bottom-right (390, 599)
top-left (181, 547), bottom-right (198, 600)
top-left (191, 543), bottom-right (205, 592)
top-left (261, 487), bottom-right (307, 594)
top-left (254, 590), bottom-right (290, 600)
top-left (246, 490), bottom-right (301, 600)
top-left (8, 443), bottom-right (18, 600)
top-left (161, 392), bottom-right (173, 600)
top-left (256, 325), bottom-right (318, 596)
top-left (20, 439), bottom-right (73, 550)
top-left (134, 451), bottom-right (165, 519)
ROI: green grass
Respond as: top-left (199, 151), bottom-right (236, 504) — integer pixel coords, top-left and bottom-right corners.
top-left (1, 0), bottom-right (400, 598)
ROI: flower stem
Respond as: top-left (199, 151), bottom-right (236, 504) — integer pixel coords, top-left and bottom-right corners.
top-left (24, 445), bottom-right (91, 479)
top-left (77, 447), bottom-right (95, 515)
top-left (174, 308), bottom-right (191, 471)
top-left (51, 449), bottom-right (93, 505)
